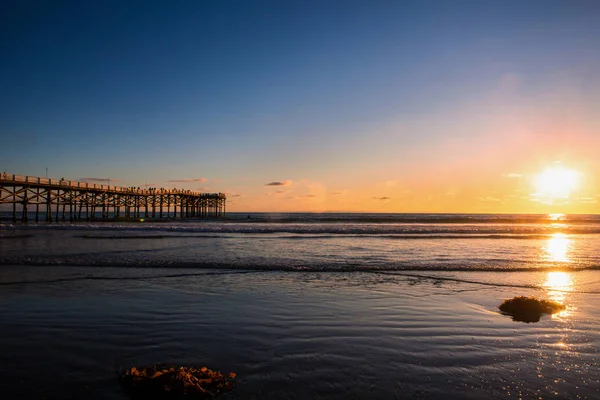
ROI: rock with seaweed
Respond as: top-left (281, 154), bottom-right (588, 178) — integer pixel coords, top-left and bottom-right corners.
top-left (119, 365), bottom-right (236, 399)
top-left (498, 296), bottom-right (566, 323)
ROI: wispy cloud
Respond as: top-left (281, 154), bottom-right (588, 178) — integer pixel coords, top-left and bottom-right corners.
top-left (80, 177), bottom-right (120, 182)
top-left (502, 173), bottom-right (522, 178)
top-left (167, 178), bottom-right (207, 183)
top-left (265, 180), bottom-right (293, 186)
top-left (268, 190), bottom-right (289, 196)
top-left (373, 196), bottom-right (391, 201)
top-left (479, 196), bottom-right (502, 202)
top-left (331, 190), bottom-right (349, 196)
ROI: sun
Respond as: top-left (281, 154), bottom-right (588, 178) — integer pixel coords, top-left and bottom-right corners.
top-left (534, 166), bottom-right (580, 199)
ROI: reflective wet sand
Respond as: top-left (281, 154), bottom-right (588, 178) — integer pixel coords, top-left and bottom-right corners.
top-left (1, 267), bottom-right (599, 399)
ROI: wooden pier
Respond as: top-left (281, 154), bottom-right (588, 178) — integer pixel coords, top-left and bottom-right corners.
top-left (0, 173), bottom-right (226, 223)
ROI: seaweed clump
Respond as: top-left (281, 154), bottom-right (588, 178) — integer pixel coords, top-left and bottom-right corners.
top-left (499, 296), bottom-right (566, 323)
top-left (120, 365), bottom-right (236, 399)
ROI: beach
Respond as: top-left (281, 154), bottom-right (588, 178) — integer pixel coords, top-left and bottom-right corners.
top-left (4, 1), bottom-right (600, 397)
top-left (1, 214), bottom-right (600, 399)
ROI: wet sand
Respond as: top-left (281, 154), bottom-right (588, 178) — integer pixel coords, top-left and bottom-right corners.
top-left (1, 266), bottom-right (599, 399)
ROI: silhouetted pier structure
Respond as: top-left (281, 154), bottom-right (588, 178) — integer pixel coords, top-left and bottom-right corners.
top-left (0, 173), bottom-right (226, 223)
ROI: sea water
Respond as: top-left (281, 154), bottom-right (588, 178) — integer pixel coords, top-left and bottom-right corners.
top-left (1, 213), bottom-right (599, 398)
top-left (2, 212), bottom-right (600, 271)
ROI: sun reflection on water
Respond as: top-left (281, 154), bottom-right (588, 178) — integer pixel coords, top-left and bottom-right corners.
top-left (547, 214), bottom-right (569, 231)
top-left (545, 271), bottom-right (572, 290)
top-left (543, 271), bottom-right (573, 320)
top-left (548, 213), bottom-right (566, 221)
top-left (544, 233), bottom-right (572, 263)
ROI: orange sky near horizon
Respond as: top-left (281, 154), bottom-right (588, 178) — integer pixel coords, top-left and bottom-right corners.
top-left (227, 166), bottom-right (598, 214)
top-left (223, 85), bottom-right (600, 214)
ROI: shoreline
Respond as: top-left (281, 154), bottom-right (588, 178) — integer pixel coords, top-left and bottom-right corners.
top-left (1, 267), bottom-right (598, 399)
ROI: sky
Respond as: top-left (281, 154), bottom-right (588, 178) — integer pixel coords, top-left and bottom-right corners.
top-left (2, 0), bottom-right (600, 213)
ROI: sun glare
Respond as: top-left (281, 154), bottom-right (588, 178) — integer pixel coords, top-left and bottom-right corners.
top-left (543, 271), bottom-right (574, 320)
top-left (544, 271), bottom-right (573, 291)
top-left (544, 233), bottom-right (572, 262)
top-left (534, 166), bottom-right (580, 199)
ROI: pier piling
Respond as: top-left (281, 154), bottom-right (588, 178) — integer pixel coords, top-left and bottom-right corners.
top-left (0, 174), bottom-right (226, 223)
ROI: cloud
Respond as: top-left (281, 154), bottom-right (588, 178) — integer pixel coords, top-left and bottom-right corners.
top-left (80, 177), bottom-right (120, 182)
top-left (167, 178), bottom-right (207, 183)
top-left (265, 180), bottom-right (292, 186)
top-left (502, 173), bottom-right (522, 178)
top-left (268, 189), bottom-right (290, 196)
top-left (579, 197), bottom-right (597, 204)
top-left (479, 196), bottom-right (502, 202)
top-left (373, 196), bottom-right (391, 201)
top-left (331, 190), bottom-right (350, 196)
top-left (299, 194), bottom-right (316, 198)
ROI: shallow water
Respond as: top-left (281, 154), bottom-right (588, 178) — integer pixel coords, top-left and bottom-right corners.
top-left (1, 215), bottom-right (600, 271)
top-left (1, 268), bottom-right (599, 399)
top-left (1, 214), bottom-right (599, 398)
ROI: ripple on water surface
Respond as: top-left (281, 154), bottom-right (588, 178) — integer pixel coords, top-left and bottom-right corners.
top-left (0, 268), bottom-right (599, 399)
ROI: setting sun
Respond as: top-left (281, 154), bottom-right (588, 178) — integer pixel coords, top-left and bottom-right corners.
top-left (534, 166), bottom-right (581, 200)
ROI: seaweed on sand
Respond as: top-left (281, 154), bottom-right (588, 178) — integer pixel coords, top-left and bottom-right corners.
top-left (499, 296), bottom-right (566, 323)
top-left (120, 365), bottom-right (236, 399)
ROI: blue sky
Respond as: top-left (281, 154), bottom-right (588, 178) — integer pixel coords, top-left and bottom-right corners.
top-left (2, 1), bottom-right (600, 212)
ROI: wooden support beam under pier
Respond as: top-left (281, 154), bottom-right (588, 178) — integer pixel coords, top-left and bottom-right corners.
top-left (0, 173), bottom-right (226, 223)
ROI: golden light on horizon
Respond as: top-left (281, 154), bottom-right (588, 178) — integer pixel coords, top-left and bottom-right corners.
top-left (544, 233), bottom-right (572, 263)
top-left (548, 213), bottom-right (566, 221)
top-left (534, 166), bottom-right (580, 200)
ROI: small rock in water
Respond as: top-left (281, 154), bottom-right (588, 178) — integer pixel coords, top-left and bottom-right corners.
top-left (499, 296), bottom-right (566, 323)
top-left (120, 365), bottom-right (236, 399)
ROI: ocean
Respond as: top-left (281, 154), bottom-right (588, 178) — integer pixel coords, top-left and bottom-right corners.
top-left (1, 213), bottom-right (599, 398)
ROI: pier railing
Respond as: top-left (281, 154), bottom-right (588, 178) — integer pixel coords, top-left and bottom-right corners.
top-left (0, 173), bottom-right (226, 222)
top-left (0, 173), bottom-right (224, 198)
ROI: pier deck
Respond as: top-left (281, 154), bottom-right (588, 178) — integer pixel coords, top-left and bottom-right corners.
top-left (0, 173), bottom-right (226, 222)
